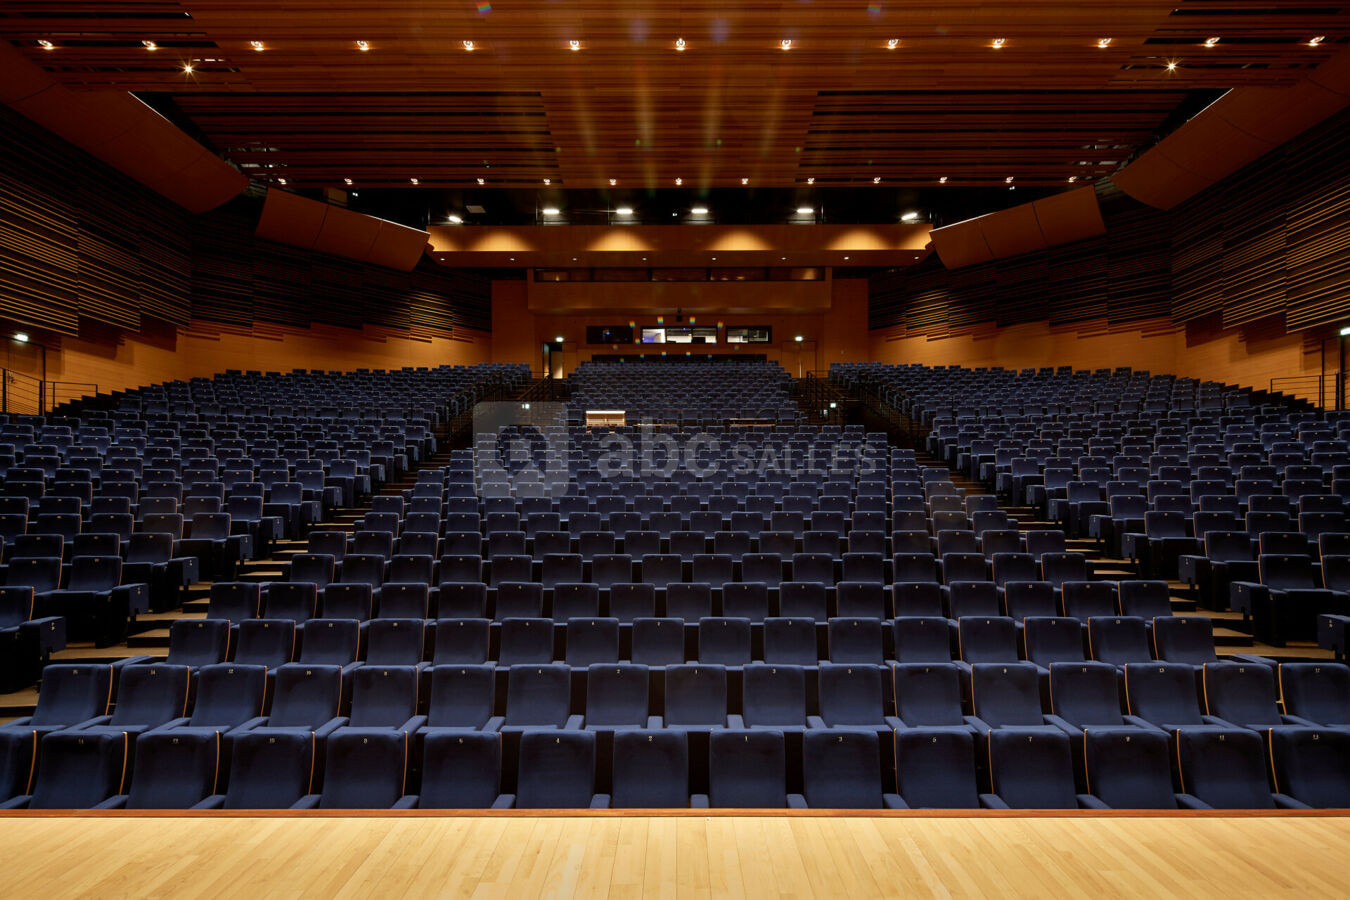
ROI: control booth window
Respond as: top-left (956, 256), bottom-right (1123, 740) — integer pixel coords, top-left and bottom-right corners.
top-left (640, 326), bottom-right (718, 344)
top-left (725, 326), bottom-right (772, 344)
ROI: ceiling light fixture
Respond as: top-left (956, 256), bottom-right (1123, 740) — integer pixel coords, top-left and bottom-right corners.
top-left (276, 177), bottom-right (287, 185)
top-left (1204, 37), bottom-right (1220, 47)
top-left (609, 178), bottom-right (617, 186)
top-left (675, 38), bottom-right (686, 51)
top-left (675, 177), bottom-right (683, 186)
top-left (615, 207), bottom-right (634, 215)
top-left (1166, 59), bottom-right (1179, 71)
top-left (781, 39), bottom-right (792, 50)
top-left (463, 40), bottom-right (475, 51)
top-left (887, 39), bottom-right (899, 50)
top-left (806, 177), bottom-right (815, 184)
top-left (142, 40), bottom-right (158, 51)
top-left (344, 178), bottom-right (353, 185)
top-left (794, 335), bottom-right (803, 342)
top-left (873, 176), bottom-right (881, 183)
top-left (938, 176), bottom-right (948, 183)
top-left (901, 211), bottom-right (919, 221)
top-left (1068, 175), bottom-right (1078, 183)
top-left (447, 215), bottom-right (463, 224)
top-left (477, 178), bottom-right (485, 184)
top-left (182, 62), bottom-right (194, 73)
top-left (992, 38), bottom-right (1005, 49)
top-left (1005, 176), bottom-right (1014, 183)
top-left (543, 178), bottom-right (551, 185)
top-left (690, 206), bottom-right (709, 214)
top-left (843, 256), bottom-right (849, 260)
top-left (555, 336), bottom-right (565, 343)
top-left (410, 177), bottom-right (419, 184)
top-left (1097, 38), bottom-right (1112, 49)
top-left (250, 40), bottom-right (265, 51)
top-left (1309, 36), bottom-right (1326, 47)
top-left (37, 40), bottom-right (54, 50)
top-left (741, 178), bottom-right (749, 185)
top-left (13, 333), bottom-right (29, 343)
top-left (542, 207), bottom-right (560, 215)
top-left (796, 207), bottom-right (813, 214)
top-left (569, 40), bottom-right (581, 51)
top-left (356, 40), bottom-right (369, 51)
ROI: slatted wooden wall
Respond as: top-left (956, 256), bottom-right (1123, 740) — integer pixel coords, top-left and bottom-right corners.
top-left (872, 109), bottom-right (1350, 336)
top-left (0, 105), bottom-right (490, 338)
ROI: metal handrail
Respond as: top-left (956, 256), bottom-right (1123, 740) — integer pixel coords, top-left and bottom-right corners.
top-left (1270, 375), bottom-right (1340, 409)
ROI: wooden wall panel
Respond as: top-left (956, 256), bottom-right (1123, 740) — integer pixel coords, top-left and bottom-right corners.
top-left (0, 104), bottom-right (490, 342)
top-left (872, 108), bottom-right (1350, 340)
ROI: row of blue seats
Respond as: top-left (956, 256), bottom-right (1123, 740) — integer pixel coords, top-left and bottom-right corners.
top-left (3, 660), bottom-right (1345, 808)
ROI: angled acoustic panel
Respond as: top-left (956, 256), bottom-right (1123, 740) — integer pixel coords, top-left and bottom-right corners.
top-left (931, 187), bottom-right (1105, 270)
top-left (0, 41), bottom-right (247, 214)
top-left (255, 188), bottom-right (429, 272)
top-left (1115, 49), bottom-right (1350, 211)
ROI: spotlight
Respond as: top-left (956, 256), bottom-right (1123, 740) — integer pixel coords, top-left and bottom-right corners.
top-left (463, 40), bottom-right (475, 51)
top-left (938, 176), bottom-right (948, 183)
top-left (675, 38), bottom-right (686, 51)
top-left (356, 40), bottom-right (370, 51)
top-left (13, 333), bottom-right (29, 343)
top-left (142, 41), bottom-right (158, 51)
top-left (542, 207), bottom-right (560, 215)
top-left (1097, 38), bottom-right (1112, 49)
top-left (1204, 37), bottom-right (1220, 48)
top-left (794, 335), bottom-right (803, 342)
top-left (887, 39), bottom-right (899, 50)
top-left (570, 40), bottom-right (581, 51)
top-left (1309, 36), bottom-right (1326, 47)
top-left (992, 38), bottom-right (1005, 49)
top-left (796, 207), bottom-right (814, 215)
top-left (250, 40), bottom-right (265, 51)
top-left (690, 206), bottom-right (709, 215)
top-left (806, 177), bottom-right (814, 184)
top-left (609, 178), bottom-right (617, 186)
top-left (781, 39), bottom-right (792, 50)
top-left (615, 207), bottom-right (634, 216)
top-left (447, 215), bottom-right (462, 224)
top-left (901, 211), bottom-right (919, 221)
top-left (37, 40), bottom-right (54, 50)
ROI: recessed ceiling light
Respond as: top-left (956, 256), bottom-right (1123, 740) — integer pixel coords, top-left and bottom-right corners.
top-left (1005, 176), bottom-right (1014, 183)
top-left (277, 177), bottom-right (287, 185)
top-left (556, 336), bottom-right (565, 342)
top-left (13, 333), bottom-right (29, 343)
top-left (571, 258), bottom-right (577, 261)
top-left (873, 176), bottom-right (881, 183)
top-left (742, 178), bottom-right (749, 185)
top-left (509, 258), bottom-right (514, 262)
top-left (781, 39), bottom-right (792, 50)
top-left (609, 178), bottom-right (617, 186)
top-left (463, 40), bottom-right (475, 51)
top-left (887, 39), bottom-right (899, 50)
top-left (410, 177), bottom-right (419, 185)
top-left (796, 207), bottom-right (813, 215)
top-left (1166, 59), bottom-right (1179, 71)
top-left (477, 178), bottom-right (485, 184)
top-left (447, 215), bottom-right (462, 224)
top-left (1309, 36), bottom-right (1326, 47)
top-left (356, 40), bottom-right (370, 51)
top-left (675, 178), bottom-right (683, 186)
top-left (182, 62), bottom-right (194, 73)
top-left (1204, 37), bottom-right (1220, 48)
top-left (569, 40), bottom-right (581, 51)
top-left (1068, 175), bottom-right (1077, 183)
top-left (250, 40), bottom-right (265, 51)
top-left (938, 176), bottom-right (948, 183)
top-left (1097, 38), bottom-right (1112, 49)
top-left (615, 207), bottom-right (634, 215)
top-left (711, 257), bottom-right (716, 260)
top-left (344, 178), bottom-right (353, 185)
top-left (794, 335), bottom-right (803, 341)
top-left (843, 256), bottom-right (849, 260)
top-left (782, 257), bottom-right (787, 261)
top-left (806, 177), bottom-right (815, 184)
top-left (142, 40), bottom-right (158, 51)
top-left (351, 191), bottom-right (359, 197)
top-left (901, 211), bottom-right (919, 221)
top-left (691, 206), bottom-right (709, 214)
top-left (543, 178), bottom-right (551, 185)
top-left (992, 38), bottom-right (1005, 49)
top-left (37, 40), bottom-right (54, 50)
top-left (675, 38), bottom-right (686, 51)
top-left (542, 207), bottom-right (560, 215)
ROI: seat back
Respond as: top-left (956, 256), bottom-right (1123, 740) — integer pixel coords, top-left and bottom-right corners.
top-left (189, 664), bottom-right (268, 728)
top-left (708, 730), bottom-right (787, 808)
top-left (986, 729), bottom-right (1077, 809)
top-left (426, 664), bottom-right (496, 729)
top-left (611, 730), bottom-right (688, 808)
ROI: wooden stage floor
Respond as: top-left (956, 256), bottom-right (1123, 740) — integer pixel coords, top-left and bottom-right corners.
top-left (2, 811), bottom-right (1347, 898)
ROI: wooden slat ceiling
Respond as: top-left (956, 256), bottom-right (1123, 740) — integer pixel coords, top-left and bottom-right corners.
top-left (3, 1), bottom-right (1348, 189)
